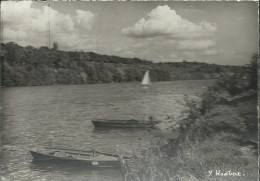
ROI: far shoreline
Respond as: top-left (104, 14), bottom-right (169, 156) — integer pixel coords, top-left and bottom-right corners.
top-left (0, 78), bottom-right (218, 88)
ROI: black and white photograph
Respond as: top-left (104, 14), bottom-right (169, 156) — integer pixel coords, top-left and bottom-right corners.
top-left (0, 1), bottom-right (258, 181)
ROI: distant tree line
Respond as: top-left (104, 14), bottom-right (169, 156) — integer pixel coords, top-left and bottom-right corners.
top-left (0, 42), bottom-right (244, 87)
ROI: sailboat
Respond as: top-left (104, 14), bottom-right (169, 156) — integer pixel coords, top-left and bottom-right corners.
top-left (141, 70), bottom-right (151, 88)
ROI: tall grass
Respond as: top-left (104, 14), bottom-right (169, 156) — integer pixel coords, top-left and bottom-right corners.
top-left (123, 132), bottom-right (257, 180)
top-left (175, 132), bottom-right (258, 181)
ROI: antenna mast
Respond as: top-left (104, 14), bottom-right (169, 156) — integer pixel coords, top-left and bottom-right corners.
top-left (46, 23), bottom-right (48, 47)
top-left (0, 1), bottom-right (4, 87)
top-left (1, 10), bottom-right (3, 44)
top-left (48, 2), bottom-right (51, 48)
top-left (96, 40), bottom-right (99, 53)
top-left (0, 0), bottom-right (2, 87)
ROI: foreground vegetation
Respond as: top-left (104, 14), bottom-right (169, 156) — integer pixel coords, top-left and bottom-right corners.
top-left (122, 54), bottom-right (258, 181)
top-left (0, 42), bottom-right (243, 87)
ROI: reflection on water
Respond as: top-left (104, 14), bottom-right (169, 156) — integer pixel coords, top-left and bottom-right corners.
top-left (0, 80), bottom-right (214, 180)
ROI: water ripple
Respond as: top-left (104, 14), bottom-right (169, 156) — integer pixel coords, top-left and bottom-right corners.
top-left (1, 80), bottom-right (214, 180)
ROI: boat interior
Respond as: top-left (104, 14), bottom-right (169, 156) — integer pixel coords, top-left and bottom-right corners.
top-left (44, 149), bottom-right (119, 161)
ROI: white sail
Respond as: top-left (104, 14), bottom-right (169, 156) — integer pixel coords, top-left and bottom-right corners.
top-left (141, 70), bottom-right (151, 85)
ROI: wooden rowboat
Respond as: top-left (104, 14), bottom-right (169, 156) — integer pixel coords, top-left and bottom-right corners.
top-left (30, 148), bottom-right (129, 168)
top-left (92, 119), bottom-right (160, 128)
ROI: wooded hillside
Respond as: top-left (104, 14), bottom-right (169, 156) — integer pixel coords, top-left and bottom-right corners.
top-left (0, 42), bottom-right (244, 87)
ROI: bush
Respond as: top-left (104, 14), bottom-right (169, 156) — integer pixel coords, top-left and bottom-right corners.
top-left (123, 132), bottom-right (258, 181)
top-left (121, 54), bottom-right (258, 181)
top-left (174, 132), bottom-right (258, 181)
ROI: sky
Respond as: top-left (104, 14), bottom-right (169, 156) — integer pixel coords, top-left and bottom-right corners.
top-left (1, 1), bottom-right (258, 65)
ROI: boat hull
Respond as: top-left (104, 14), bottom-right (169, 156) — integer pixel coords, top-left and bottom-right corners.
top-left (30, 151), bottom-right (57, 161)
top-left (92, 119), bottom-right (160, 128)
top-left (30, 149), bottom-right (122, 168)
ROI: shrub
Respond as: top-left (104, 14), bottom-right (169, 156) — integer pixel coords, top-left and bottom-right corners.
top-left (174, 132), bottom-right (258, 181)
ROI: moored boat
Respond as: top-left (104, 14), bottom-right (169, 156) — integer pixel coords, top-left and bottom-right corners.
top-left (92, 119), bottom-right (160, 128)
top-left (30, 148), bottom-right (129, 168)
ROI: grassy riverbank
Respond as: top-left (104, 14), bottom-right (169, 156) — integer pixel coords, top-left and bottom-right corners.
top-left (122, 54), bottom-right (258, 181)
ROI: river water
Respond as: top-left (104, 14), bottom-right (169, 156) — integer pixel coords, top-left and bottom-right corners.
top-left (0, 80), bottom-right (214, 181)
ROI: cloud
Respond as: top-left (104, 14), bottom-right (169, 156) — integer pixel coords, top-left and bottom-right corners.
top-left (76, 10), bottom-right (95, 30)
top-left (237, 17), bottom-right (247, 21)
top-left (203, 49), bottom-right (217, 56)
top-left (2, 1), bottom-right (95, 49)
top-left (169, 53), bottom-right (177, 58)
top-left (122, 5), bottom-right (216, 39)
top-left (182, 51), bottom-right (196, 58)
top-left (120, 6), bottom-right (217, 61)
top-left (113, 45), bottom-right (129, 53)
top-left (177, 40), bottom-right (215, 51)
